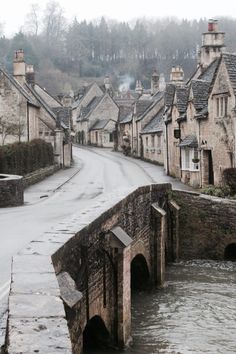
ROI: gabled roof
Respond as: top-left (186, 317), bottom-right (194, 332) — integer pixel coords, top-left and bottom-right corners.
top-left (0, 67), bottom-right (39, 108)
top-left (118, 105), bottom-right (133, 124)
top-left (222, 53), bottom-right (236, 96)
top-left (141, 107), bottom-right (164, 134)
top-left (136, 93), bottom-right (164, 122)
top-left (73, 82), bottom-right (103, 109)
top-left (90, 119), bottom-right (112, 131)
top-left (179, 135), bottom-right (198, 148)
top-left (25, 83), bottom-right (67, 130)
top-left (198, 58), bottom-right (220, 83)
top-left (52, 107), bottom-right (71, 128)
top-left (165, 84), bottom-right (175, 106)
top-left (191, 79), bottom-right (210, 111)
top-left (135, 100), bottom-right (154, 119)
top-left (33, 83), bottom-right (62, 108)
top-left (77, 96), bottom-right (103, 122)
top-left (176, 86), bottom-right (189, 114)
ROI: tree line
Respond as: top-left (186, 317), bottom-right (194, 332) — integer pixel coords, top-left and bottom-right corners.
top-left (1, 1), bottom-right (236, 94)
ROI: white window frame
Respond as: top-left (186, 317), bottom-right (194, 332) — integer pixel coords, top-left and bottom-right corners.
top-left (181, 148), bottom-right (200, 171)
top-left (216, 95), bottom-right (228, 118)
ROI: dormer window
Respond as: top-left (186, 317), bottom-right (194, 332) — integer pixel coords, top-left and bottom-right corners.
top-left (216, 95), bottom-right (228, 117)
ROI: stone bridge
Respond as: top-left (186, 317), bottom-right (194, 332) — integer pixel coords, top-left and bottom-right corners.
top-left (4, 185), bottom-right (236, 353)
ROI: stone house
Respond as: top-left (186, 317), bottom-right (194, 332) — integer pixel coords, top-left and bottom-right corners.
top-left (75, 92), bottom-right (119, 147)
top-left (140, 106), bottom-right (164, 164)
top-left (164, 20), bottom-right (236, 188)
top-left (0, 50), bottom-right (72, 167)
top-left (72, 82), bottom-right (104, 139)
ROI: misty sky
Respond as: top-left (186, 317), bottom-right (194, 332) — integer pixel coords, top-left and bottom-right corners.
top-left (1, 0), bottom-right (236, 37)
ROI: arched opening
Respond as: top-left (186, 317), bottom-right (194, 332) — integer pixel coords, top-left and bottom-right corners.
top-left (224, 243), bottom-right (236, 261)
top-left (83, 315), bottom-right (113, 352)
top-left (131, 254), bottom-right (150, 291)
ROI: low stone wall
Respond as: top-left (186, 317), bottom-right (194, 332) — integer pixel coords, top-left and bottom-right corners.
top-left (6, 184), bottom-right (170, 354)
top-left (0, 174), bottom-right (23, 207)
top-left (173, 190), bottom-right (236, 260)
top-left (23, 165), bottom-right (60, 188)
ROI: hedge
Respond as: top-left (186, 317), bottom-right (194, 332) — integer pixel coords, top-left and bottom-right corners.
top-left (223, 168), bottom-right (236, 195)
top-left (0, 139), bottom-right (54, 176)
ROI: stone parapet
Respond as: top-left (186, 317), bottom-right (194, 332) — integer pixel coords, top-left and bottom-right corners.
top-left (0, 174), bottom-right (23, 207)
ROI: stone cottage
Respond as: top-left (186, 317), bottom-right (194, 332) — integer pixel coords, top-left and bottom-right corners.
top-left (0, 50), bottom-right (72, 167)
top-left (164, 20), bottom-right (236, 188)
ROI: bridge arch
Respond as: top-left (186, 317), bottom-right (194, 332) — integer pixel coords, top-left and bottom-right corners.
top-left (131, 253), bottom-right (150, 290)
top-left (224, 243), bottom-right (236, 261)
top-left (83, 315), bottom-right (113, 351)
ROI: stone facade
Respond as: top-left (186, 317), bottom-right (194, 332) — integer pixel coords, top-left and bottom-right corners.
top-left (165, 20), bottom-right (236, 188)
top-left (0, 50), bottom-right (72, 168)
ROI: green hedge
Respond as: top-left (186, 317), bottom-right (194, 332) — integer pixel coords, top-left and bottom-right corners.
top-left (0, 139), bottom-right (54, 175)
top-left (223, 168), bottom-right (236, 195)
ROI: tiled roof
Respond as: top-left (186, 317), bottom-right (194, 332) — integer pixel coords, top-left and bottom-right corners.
top-left (78, 96), bottom-right (103, 121)
top-left (118, 105), bottom-right (133, 123)
top-left (191, 79), bottom-right (210, 111)
top-left (0, 68), bottom-right (39, 107)
top-left (179, 135), bottom-right (198, 148)
top-left (33, 84), bottom-right (62, 108)
top-left (222, 53), bottom-right (236, 96)
top-left (176, 86), bottom-right (189, 113)
top-left (135, 100), bottom-right (154, 119)
top-left (165, 84), bottom-right (175, 106)
top-left (199, 58), bottom-right (220, 82)
top-left (52, 107), bottom-right (72, 128)
top-left (90, 119), bottom-right (110, 130)
top-left (141, 107), bottom-right (164, 134)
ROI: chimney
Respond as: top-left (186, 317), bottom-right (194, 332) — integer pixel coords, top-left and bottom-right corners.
top-left (104, 75), bottom-right (111, 91)
top-left (170, 66), bottom-right (184, 84)
top-left (135, 80), bottom-right (143, 95)
top-left (151, 69), bottom-right (159, 95)
top-left (199, 19), bottom-right (225, 68)
top-left (13, 49), bottom-right (26, 85)
top-left (26, 64), bottom-right (35, 85)
top-left (63, 94), bottom-right (74, 107)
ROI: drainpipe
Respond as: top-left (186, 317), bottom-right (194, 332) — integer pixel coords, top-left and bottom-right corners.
top-left (27, 104), bottom-right (30, 141)
top-left (165, 120), bottom-right (169, 175)
top-left (178, 121), bottom-right (182, 179)
top-left (198, 118), bottom-right (202, 187)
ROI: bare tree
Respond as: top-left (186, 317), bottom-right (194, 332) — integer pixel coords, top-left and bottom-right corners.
top-left (0, 116), bottom-right (24, 145)
top-left (42, 1), bottom-right (67, 44)
top-left (24, 3), bottom-right (41, 36)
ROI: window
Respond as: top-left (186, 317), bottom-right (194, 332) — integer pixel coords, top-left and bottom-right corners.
top-left (157, 135), bottom-right (161, 147)
top-left (216, 95), bottom-right (228, 117)
top-left (181, 148), bottom-right (199, 171)
top-left (109, 133), bottom-right (113, 142)
top-left (146, 136), bottom-right (148, 146)
top-left (151, 135), bottom-right (155, 147)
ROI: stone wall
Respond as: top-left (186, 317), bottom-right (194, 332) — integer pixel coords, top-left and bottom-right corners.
top-left (52, 183), bottom-right (170, 353)
top-left (7, 184), bottom-right (170, 354)
top-left (173, 190), bottom-right (236, 260)
top-left (23, 165), bottom-right (60, 188)
top-left (0, 174), bottom-right (23, 207)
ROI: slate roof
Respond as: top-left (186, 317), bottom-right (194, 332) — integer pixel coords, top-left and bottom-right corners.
top-left (135, 100), bottom-right (154, 119)
top-left (199, 58), bottom-right (220, 82)
top-left (176, 86), bottom-right (189, 113)
top-left (25, 83), bottom-right (67, 130)
top-left (77, 96), bottom-right (103, 122)
top-left (165, 84), bottom-right (175, 106)
top-left (0, 67), bottom-right (39, 107)
top-left (118, 104), bottom-right (133, 123)
top-left (90, 119), bottom-right (110, 130)
top-left (223, 53), bottom-right (236, 96)
top-left (52, 107), bottom-right (72, 128)
top-left (191, 79), bottom-right (210, 111)
top-left (141, 107), bottom-right (164, 134)
top-left (33, 84), bottom-right (62, 108)
top-left (179, 135), bottom-right (198, 148)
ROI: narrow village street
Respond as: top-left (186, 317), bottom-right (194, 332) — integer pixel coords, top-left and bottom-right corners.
top-left (0, 145), bottom-right (193, 343)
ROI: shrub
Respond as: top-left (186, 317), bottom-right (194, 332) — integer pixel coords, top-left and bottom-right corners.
top-left (0, 139), bottom-right (54, 175)
top-left (201, 185), bottom-right (231, 198)
top-left (222, 168), bottom-right (236, 195)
